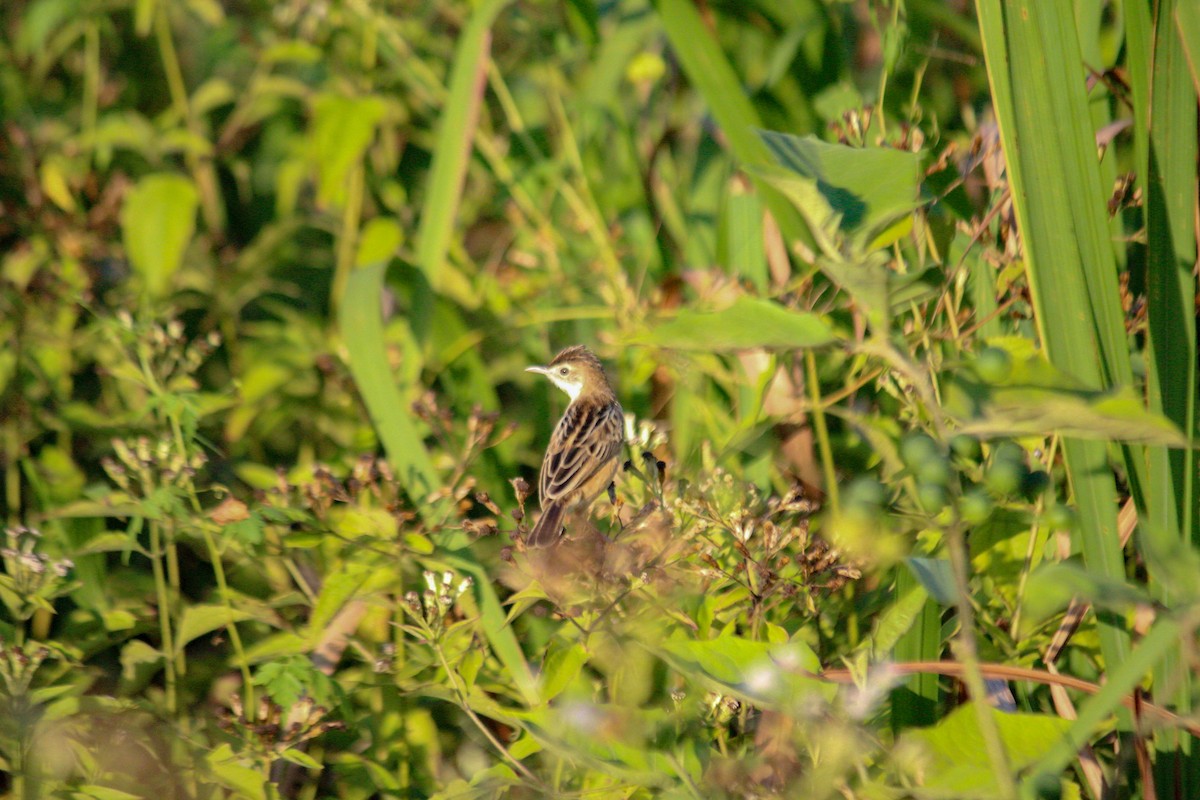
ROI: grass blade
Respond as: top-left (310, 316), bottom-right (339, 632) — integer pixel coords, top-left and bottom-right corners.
top-left (652, 0), bottom-right (810, 256)
top-left (414, 0), bottom-right (512, 316)
top-left (1144, 0), bottom-right (1200, 791)
top-left (340, 258), bottom-right (440, 501)
top-left (975, 0), bottom-right (1131, 671)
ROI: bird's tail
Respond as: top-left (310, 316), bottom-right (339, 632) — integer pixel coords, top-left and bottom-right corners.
top-left (528, 502), bottom-right (567, 547)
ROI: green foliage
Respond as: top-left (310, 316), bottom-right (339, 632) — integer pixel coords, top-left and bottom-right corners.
top-left (1, 0), bottom-right (1197, 798)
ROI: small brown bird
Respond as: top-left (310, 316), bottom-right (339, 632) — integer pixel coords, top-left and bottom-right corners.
top-left (525, 345), bottom-right (625, 547)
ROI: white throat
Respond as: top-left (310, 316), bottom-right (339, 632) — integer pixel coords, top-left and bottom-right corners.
top-left (550, 376), bottom-right (582, 401)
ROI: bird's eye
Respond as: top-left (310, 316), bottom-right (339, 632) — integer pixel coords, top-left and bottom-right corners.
top-left (559, 367), bottom-right (569, 376)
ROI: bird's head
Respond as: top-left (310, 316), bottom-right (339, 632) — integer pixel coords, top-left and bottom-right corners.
top-left (526, 345), bottom-right (612, 402)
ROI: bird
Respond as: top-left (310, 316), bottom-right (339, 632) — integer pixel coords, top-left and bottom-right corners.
top-left (524, 345), bottom-right (625, 547)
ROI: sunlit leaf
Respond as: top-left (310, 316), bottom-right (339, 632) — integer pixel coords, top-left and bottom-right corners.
top-left (540, 642), bottom-right (588, 703)
top-left (758, 131), bottom-right (924, 247)
top-left (902, 702), bottom-right (1072, 798)
top-left (637, 296), bottom-right (836, 351)
top-left (174, 604), bottom-right (254, 654)
top-left (119, 173), bottom-right (198, 298)
top-left (944, 339), bottom-right (1186, 445)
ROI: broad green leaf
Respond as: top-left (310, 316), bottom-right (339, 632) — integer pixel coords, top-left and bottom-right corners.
top-left (943, 339), bottom-right (1186, 445)
top-left (310, 93), bottom-right (386, 207)
top-left (722, 188), bottom-right (768, 290)
top-left (1025, 617), bottom-right (1183, 785)
top-left (305, 562), bottom-right (395, 640)
top-left (637, 296), bottom-right (836, 351)
top-left (758, 131), bottom-right (924, 247)
top-left (517, 703), bottom-right (677, 786)
top-left (1020, 562), bottom-right (1151, 635)
top-left (540, 642), bottom-right (588, 703)
top-left (69, 786), bottom-right (143, 800)
top-left (242, 632), bottom-right (307, 664)
top-left (904, 557), bottom-right (956, 606)
top-left (903, 702), bottom-right (1072, 799)
top-left (119, 173), bottom-right (198, 298)
top-left (864, 575), bottom-right (932, 660)
top-left (174, 604), bottom-right (254, 655)
top-left (653, 633), bottom-right (829, 709)
top-left (207, 743), bottom-right (269, 800)
top-left (119, 639), bottom-right (162, 687)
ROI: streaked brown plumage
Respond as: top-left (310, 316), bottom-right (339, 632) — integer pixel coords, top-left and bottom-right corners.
top-left (525, 345), bottom-right (624, 547)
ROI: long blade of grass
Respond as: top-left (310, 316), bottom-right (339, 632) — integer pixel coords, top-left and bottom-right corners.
top-left (1144, 0), bottom-right (1200, 791)
top-left (652, 0), bottom-right (811, 258)
top-left (974, 0), bottom-right (1131, 672)
top-left (340, 259), bottom-right (440, 501)
top-left (413, 0), bottom-right (511, 327)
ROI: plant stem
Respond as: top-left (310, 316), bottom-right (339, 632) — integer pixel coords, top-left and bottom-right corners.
top-left (149, 520), bottom-right (178, 714)
top-left (805, 350), bottom-right (838, 512)
top-left (433, 642), bottom-right (542, 787)
top-left (944, 513), bottom-right (1017, 799)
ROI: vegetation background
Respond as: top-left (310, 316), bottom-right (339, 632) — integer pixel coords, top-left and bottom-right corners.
top-left (1, 0), bottom-right (1198, 797)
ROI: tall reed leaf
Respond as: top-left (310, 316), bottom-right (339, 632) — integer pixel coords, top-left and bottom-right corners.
top-left (975, 0), bottom-right (1132, 671)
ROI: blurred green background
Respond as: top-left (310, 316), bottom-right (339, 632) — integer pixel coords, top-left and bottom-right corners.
top-left (1, 0), bottom-right (1198, 798)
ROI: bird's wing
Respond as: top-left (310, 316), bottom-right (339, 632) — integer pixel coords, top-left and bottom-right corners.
top-left (539, 401), bottom-right (624, 502)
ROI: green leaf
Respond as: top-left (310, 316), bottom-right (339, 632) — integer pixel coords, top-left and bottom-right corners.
top-left (540, 642), bottom-right (588, 703)
top-left (277, 747), bottom-right (322, 770)
top-left (207, 743), bottom-right (269, 800)
top-left (119, 173), bottom-right (198, 298)
top-left (637, 296), bottom-right (836, 351)
top-left (517, 703), bottom-right (677, 786)
top-left (305, 562), bottom-right (391, 640)
top-left (415, 0), bottom-right (513, 295)
top-left (174, 604), bottom-right (254, 655)
top-left (1025, 616), bottom-right (1182, 786)
top-left (309, 93), bottom-right (386, 207)
top-left (340, 260), bottom-right (441, 502)
top-left (903, 702), bottom-right (1072, 799)
top-left (254, 654), bottom-right (341, 708)
top-left (441, 551), bottom-right (540, 708)
top-left (904, 557), bottom-right (956, 606)
top-left (68, 786), bottom-right (144, 800)
top-left (242, 632), bottom-right (307, 664)
top-left (976, 0), bottom-right (1133, 674)
top-left (654, 633), bottom-right (829, 709)
top-left (502, 582), bottom-right (549, 626)
top-left (652, 0), bottom-right (810, 251)
top-left (1020, 562), bottom-right (1152, 635)
top-left (119, 639), bottom-right (162, 690)
top-left (458, 647), bottom-right (484, 691)
top-left (943, 339), bottom-right (1187, 445)
top-left (757, 131), bottom-right (924, 247)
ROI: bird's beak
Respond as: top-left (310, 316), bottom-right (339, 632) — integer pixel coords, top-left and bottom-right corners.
top-left (525, 365), bottom-right (549, 376)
